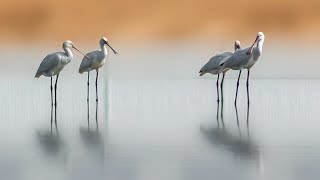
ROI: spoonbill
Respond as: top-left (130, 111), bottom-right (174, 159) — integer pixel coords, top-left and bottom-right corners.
top-left (199, 40), bottom-right (241, 103)
top-left (35, 40), bottom-right (89, 130)
top-left (221, 32), bottom-right (265, 105)
top-left (78, 37), bottom-right (118, 126)
top-left (244, 32), bottom-right (265, 104)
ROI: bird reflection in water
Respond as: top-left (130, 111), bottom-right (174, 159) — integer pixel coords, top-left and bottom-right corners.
top-left (79, 106), bottom-right (105, 164)
top-left (73, 107), bottom-right (105, 179)
top-left (86, 94), bottom-right (99, 130)
top-left (79, 127), bottom-right (104, 160)
top-left (200, 101), bottom-right (260, 161)
top-left (35, 128), bottom-right (68, 166)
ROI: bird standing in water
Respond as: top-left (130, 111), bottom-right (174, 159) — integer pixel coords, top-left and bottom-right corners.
top-left (199, 41), bottom-right (241, 103)
top-left (35, 40), bottom-right (89, 131)
top-left (221, 32), bottom-right (265, 105)
top-left (79, 37), bottom-right (118, 127)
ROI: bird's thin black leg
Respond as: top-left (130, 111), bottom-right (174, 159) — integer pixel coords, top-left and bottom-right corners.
top-left (216, 98), bottom-right (220, 128)
top-left (235, 103), bottom-right (241, 138)
top-left (220, 99), bottom-right (225, 129)
top-left (235, 104), bottom-right (240, 128)
top-left (95, 70), bottom-right (99, 128)
top-left (247, 100), bottom-right (250, 129)
top-left (54, 74), bottom-right (59, 129)
top-left (220, 73), bottom-right (225, 126)
top-left (95, 70), bottom-right (99, 102)
top-left (50, 77), bottom-right (53, 132)
top-left (220, 72), bottom-right (225, 103)
top-left (234, 70), bottom-right (242, 105)
top-left (246, 69), bottom-right (250, 105)
top-left (216, 74), bottom-right (220, 103)
top-left (246, 102), bottom-right (250, 139)
top-left (87, 71), bottom-right (90, 128)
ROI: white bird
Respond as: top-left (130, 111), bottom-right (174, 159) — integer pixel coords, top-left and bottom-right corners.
top-left (199, 41), bottom-right (241, 103)
top-left (78, 37), bottom-right (118, 126)
top-left (221, 32), bottom-right (265, 105)
top-left (35, 40), bottom-right (89, 130)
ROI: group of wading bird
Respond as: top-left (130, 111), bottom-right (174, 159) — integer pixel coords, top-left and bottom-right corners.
top-left (35, 37), bottom-right (118, 130)
top-left (34, 32), bottom-right (265, 129)
top-left (199, 32), bottom-right (265, 105)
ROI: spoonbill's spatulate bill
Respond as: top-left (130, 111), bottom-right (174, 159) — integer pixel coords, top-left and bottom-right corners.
top-left (78, 37), bottom-right (118, 127)
top-left (199, 40), bottom-right (241, 103)
top-left (35, 40), bottom-right (88, 131)
top-left (221, 32), bottom-right (265, 105)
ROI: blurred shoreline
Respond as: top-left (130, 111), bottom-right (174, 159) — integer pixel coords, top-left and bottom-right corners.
top-left (0, 0), bottom-right (320, 43)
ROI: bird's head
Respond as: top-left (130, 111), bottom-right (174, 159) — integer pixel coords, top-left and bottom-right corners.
top-left (257, 32), bottom-right (265, 41)
top-left (63, 40), bottom-right (74, 48)
top-left (199, 70), bottom-right (206, 76)
top-left (101, 37), bottom-right (108, 44)
top-left (100, 37), bottom-right (118, 55)
top-left (63, 40), bottom-right (90, 59)
top-left (234, 40), bottom-right (241, 51)
top-left (246, 32), bottom-right (265, 55)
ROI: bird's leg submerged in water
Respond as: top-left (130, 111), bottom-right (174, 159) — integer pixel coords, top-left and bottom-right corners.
top-left (216, 99), bottom-right (220, 128)
top-left (50, 77), bottom-right (53, 132)
top-left (219, 72), bottom-right (226, 127)
top-left (54, 74), bottom-right (59, 129)
top-left (87, 71), bottom-right (90, 128)
top-left (234, 104), bottom-right (242, 138)
top-left (95, 70), bottom-right (99, 128)
top-left (216, 74), bottom-right (220, 103)
top-left (95, 70), bottom-right (99, 102)
top-left (246, 100), bottom-right (250, 129)
top-left (246, 69), bottom-right (250, 105)
top-left (220, 72), bottom-right (225, 103)
top-left (234, 70), bottom-right (242, 105)
top-left (220, 97), bottom-right (225, 129)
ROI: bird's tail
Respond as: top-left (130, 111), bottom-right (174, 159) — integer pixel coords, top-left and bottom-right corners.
top-left (34, 71), bottom-right (42, 78)
top-left (79, 68), bottom-right (84, 74)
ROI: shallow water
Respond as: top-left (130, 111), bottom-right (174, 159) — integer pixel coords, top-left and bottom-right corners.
top-left (0, 43), bottom-right (320, 180)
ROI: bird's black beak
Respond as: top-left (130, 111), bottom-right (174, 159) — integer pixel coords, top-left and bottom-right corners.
top-left (106, 42), bottom-right (118, 55)
top-left (72, 45), bottom-right (90, 59)
top-left (246, 36), bottom-right (259, 55)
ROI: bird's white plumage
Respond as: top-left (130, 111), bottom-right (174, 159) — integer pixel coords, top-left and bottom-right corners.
top-left (221, 47), bottom-right (253, 70)
top-left (79, 37), bottom-right (117, 74)
top-left (199, 41), bottom-right (241, 76)
top-left (79, 50), bottom-right (106, 73)
top-left (199, 52), bottom-right (233, 76)
top-left (245, 32), bottom-right (265, 69)
top-left (35, 41), bottom-right (74, 78)
top-left (223, 32), bottom-right (265, 71)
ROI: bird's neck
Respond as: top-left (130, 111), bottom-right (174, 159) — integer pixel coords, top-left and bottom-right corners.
top-left (253, 39), bottom-right (264, 59)
top-left (256, 39), bottom-right (264, 54)
top-left (100, 43), bottom-right (107, 57)
top-left (63, 46), bottom-right (73, 60)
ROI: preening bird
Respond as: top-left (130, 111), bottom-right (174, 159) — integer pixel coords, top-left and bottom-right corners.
top-left (221, 32), bottom-right (265, 105)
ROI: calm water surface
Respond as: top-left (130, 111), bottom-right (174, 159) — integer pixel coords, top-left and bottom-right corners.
top-left (0, 43), bottom-right (320, 180)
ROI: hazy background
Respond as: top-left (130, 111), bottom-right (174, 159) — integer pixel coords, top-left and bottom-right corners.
top-left (0, 0), bottom-right (320, 43)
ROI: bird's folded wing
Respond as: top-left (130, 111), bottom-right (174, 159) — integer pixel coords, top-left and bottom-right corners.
top-left (36, 55), bottom-right (59, 74)
top-left (79, 58), bottom-right (92, 70)
top-left (218, 56), bottom-right (231, 67)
